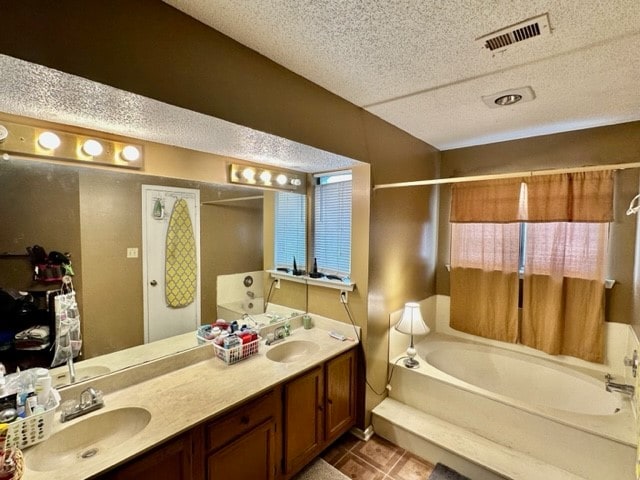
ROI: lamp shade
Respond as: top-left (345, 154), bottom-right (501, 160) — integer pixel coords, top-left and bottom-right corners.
top-left (395, 302), bottom-right (429, 336)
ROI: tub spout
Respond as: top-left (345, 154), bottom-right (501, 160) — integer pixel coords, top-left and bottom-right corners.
top-left (605, 374), bottom-right (635, 396)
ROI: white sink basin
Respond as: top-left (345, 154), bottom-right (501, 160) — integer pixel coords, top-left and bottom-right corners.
top-left (26, 407), bottom-right (151, 472)
top-left (51, 365), bottom-right (112, 387)
top-left (266, 340), bottom-right (319, 363)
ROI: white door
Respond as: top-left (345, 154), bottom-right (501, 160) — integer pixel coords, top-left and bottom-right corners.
top-left (142, 185), bottom-right (201, 343)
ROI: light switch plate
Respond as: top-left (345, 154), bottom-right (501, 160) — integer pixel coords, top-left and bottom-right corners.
top-left (127, 248), bottom-right (139, 258)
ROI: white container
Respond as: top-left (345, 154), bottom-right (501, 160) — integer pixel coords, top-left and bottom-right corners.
top-left (34, 368), bottom-right (52, 406)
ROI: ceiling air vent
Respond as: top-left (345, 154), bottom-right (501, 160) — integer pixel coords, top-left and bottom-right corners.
top-left (477, 13), bottom-right (551, 52)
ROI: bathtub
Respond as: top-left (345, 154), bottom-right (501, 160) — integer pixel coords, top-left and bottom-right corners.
top-left (384, 334), bottom-right (636, 479)
top-left (423, 340), bottom-right (621, 417)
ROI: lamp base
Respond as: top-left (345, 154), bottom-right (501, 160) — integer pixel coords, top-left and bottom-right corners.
top-left (403, 357), bottom-right (420, 369)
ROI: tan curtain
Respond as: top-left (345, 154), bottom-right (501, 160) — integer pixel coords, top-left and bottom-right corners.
top-left (521, 170), bottom-right (612, 363)
top-left (451, 178), bottom-right (523, 223)
top-left (450, 222), bottom-right (520, 342)
top-left (524, 171), bottom-right (614, 222)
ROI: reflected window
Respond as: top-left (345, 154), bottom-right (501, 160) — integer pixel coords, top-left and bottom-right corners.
top-left (274, 192), bottom-right (307, 270)
top-left (313, 171), bottom-right (352, 276)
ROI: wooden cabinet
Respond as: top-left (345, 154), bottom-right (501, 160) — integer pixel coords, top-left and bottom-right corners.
top-left (325, 348), bottom-right (356, 443)
top-left (98, 433), bottom-right (193, 480)
top-left (205, 388), bottom-right (280, 480)
top-left (283, 349), bottom-right (357, 478)
top-left (282, 366), bottom-right (324, 475)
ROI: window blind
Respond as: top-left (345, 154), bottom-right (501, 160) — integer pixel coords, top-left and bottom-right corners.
top-left (274, 192), bottom-right (306, 269)
top-left (314, 173), bottom-right (352, 275)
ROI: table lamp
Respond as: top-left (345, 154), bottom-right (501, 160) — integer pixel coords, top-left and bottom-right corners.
top-left (395, 302), bottom-right (430, 368)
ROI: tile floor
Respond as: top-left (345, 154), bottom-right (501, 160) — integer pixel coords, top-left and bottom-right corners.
top-left (321, 433), bottom-right (435, 480)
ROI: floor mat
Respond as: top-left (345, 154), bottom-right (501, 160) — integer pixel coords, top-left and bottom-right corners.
top-left (292, 458), bottom-right (350, 480)
top-left (428, 462), bottom-right (471, 480)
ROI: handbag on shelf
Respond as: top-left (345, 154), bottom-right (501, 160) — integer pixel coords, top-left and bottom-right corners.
top-left (50, 276), bottom-right (82, 368)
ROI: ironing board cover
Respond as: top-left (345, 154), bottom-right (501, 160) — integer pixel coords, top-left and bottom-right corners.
top-left (165, 198), bottom-right (197, 308)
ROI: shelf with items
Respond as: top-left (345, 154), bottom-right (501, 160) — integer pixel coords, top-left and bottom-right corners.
top-left (267, 269), bottom-right (355, 292)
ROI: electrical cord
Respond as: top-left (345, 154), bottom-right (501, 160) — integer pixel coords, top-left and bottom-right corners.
top-left (341, 298), bottom-right (408, 396)
top-left (264, 279), bottom-right (278, 312)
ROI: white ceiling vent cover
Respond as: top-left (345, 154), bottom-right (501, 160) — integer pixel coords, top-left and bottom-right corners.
top-left (477, 13), bottom-right (551, 52)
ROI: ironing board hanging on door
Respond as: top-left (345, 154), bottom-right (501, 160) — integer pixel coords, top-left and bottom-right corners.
top-left (165, 198), bottom-right (197, 308)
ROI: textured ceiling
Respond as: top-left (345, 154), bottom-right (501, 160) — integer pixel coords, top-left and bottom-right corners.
top-left (0, 55), bottom-right (358, 173)
top-left (165, 0), bottom-right (640, 150)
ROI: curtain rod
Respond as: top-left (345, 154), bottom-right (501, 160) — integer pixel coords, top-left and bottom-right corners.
top-left (373, 161), bottom-right (640, 191)
top-left (201, 195), bottom-right (263, 205)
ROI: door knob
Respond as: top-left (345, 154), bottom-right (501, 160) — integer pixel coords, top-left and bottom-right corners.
top-left (150, 280), bottom-right (158, 286)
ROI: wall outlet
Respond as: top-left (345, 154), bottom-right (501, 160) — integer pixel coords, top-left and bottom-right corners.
top-left (340, 290), bottom-right (348, 304)
top-left (274, 278), bottom-right (281, 289)
top-left (127, 247), bottom-right (139, 258)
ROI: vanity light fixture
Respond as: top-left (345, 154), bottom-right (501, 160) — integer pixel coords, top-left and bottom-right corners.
top-left (37, 131), bottom-right (61, 150)
top-left (0, 119), bottom-right (144, 169)
top-left (229, 163), bottom-right (305, 193)
top-left (82, 139), bottom-right (103, 157)
top-left (395, 302), bottom-right (430, 369)
top-left (120, 145), bottom-right (141, 162)
top-left (259, 170), bottom-right (272, 183)
top-left (242, 167), bottom-right (256, 182)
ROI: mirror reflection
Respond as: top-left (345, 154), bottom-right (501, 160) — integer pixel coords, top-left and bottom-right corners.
top-left (0, 156), bottom-right (306, 384)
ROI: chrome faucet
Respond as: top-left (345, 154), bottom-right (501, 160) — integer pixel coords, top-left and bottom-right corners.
top-left (605, 374), bottom-right (635, 396)
top-left (266, 326), bottom-right (287, 346)
top-left (60, 386), bottom-right (105, 422)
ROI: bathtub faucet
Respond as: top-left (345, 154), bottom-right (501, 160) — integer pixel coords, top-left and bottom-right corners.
top-left (605, 374), bottom-right (635, 396)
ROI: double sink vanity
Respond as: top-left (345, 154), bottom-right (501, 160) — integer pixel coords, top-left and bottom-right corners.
top-left (21, 315), bottom-right (359, 479)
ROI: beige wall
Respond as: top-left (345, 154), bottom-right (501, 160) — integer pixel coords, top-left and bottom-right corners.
top-left (438, 122), bottom-right (640, 328)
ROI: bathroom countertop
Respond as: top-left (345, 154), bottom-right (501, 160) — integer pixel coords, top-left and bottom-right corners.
top-left (22, 317), bottom-right (359, 479)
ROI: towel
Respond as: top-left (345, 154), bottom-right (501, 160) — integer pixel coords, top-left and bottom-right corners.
top-left (165, 198), bottom-right (197, 308)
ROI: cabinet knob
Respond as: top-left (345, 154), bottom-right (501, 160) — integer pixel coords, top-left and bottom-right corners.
top-left (327, 399), bottom-right (333, 405)
top-left (317, 405), bottom-right (323, 412)
top-left (150, 280), bottom-right (158, 286)
top-left (240, 415), bottom-right (250, 425)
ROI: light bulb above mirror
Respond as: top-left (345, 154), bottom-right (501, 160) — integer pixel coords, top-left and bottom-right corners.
top-left (229, 163), bottom-right (305, 193)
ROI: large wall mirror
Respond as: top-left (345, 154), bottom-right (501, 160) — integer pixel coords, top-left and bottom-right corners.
top-left (0, 156), bottom-right (307, 384)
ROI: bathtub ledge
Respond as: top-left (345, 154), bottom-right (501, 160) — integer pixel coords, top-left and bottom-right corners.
top-left (373, 398), bottom-right (587, 480)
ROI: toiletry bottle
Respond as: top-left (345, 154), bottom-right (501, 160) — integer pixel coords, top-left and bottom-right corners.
top-left (34, 368), bottom-right (52, 406)
top-left (25, 384), bottom-right (37, 416)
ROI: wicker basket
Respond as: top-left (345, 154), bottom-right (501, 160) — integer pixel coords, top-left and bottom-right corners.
top-left (11, 448), bottom-right (24, 480)
top-left (213, 336), bottom-right (260, 365)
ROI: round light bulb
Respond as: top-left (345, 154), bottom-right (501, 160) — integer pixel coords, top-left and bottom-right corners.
top-left (242, 168), bottom-right (256, 181)
top-left (38, 131), bottom-right (61, 150)
top-left (276, 174), bottom-right (288, 185)
top-left (290, 178), bottom-right (302, 186)
top-left (259, 171), bottom-right (272, 183)
top-left (82, 139), bottom-right (103, 156)
top-left (121, 145), bottom-right (140, 162)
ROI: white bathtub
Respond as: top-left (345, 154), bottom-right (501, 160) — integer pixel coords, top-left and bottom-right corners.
top-left (385, 334), bottom-right (636, 479)
top-left (423, 341), bottom-right (621, 416)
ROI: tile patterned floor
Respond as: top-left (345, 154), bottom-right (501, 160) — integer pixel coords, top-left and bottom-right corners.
top-left (321, 433), bottom-right (435, 480)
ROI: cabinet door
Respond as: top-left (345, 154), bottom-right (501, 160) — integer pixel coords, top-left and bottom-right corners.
top-left (100, 433), bottom-right (193, 480)
top-left (207, 419), bottom-right (276, 480)
top-left (283, 366), bottom-right (323, 475)
top-left (325, 349), bottom-right (357, 443)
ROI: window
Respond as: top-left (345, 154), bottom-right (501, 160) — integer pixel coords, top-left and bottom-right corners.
top-left (274, 191), bottom-right (306, 270)
top-left (313, 171), bottom-right (352, 276)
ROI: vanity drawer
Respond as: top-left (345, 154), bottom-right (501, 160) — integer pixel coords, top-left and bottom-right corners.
top-left (206, 388), bottom-right (278, 452)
